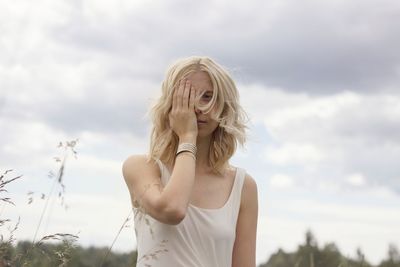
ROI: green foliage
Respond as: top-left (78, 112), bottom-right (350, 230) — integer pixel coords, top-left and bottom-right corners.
top-left (378, 244), bottom-right (400, 267)
top-left (2, 230), bottom-right (399, 267)
top-left (259, 229), bottom-right (399, 267)
top-left (0, 240), bottom-right (137, 267)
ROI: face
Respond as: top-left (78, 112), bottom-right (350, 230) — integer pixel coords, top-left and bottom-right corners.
top-left (186, 71), bottom-right (220, 138)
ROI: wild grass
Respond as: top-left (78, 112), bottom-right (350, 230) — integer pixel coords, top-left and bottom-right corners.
top-left (0, 139), bottom-right (80, 266)
top-left (99, 209), bottom-right (132, 267)
top-left (0, 138), bottom-right (161, 266)
top-left (101, 178), bottom-right (169, 266)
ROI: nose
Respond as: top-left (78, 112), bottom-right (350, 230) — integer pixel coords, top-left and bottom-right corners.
top-left (195, 106), bottom-right (202, 114)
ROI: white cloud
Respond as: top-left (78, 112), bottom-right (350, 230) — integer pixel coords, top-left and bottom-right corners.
top-left (269, 174), bottom-right (295, 188)
top-left (240, 84), bottom-right (400, 192)
top-left (264, 143), bottom-right (325, 166)
top-left (0, 117), bottom-right (70, 170)
top-left (347, 173), bottom-right (367, 187)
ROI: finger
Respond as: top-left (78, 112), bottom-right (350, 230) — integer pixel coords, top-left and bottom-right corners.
top-left (189, 86), bottom-right (195, 110)
top-left (174, 78), bottom-right (184, 111)
top-left (172, 81), bottom-right (179, 112)
top-left (195, 88), bottom-right (202, 109)
top-left (177, 78), bottom-right (185, 109)
top-left (183, 80), bottom-right (191, 109)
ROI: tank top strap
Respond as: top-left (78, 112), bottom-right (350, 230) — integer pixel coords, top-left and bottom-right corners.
top-left (154, 159), bottom-right (246, 215)
top-left (231, 167), bottom-right (246, 220)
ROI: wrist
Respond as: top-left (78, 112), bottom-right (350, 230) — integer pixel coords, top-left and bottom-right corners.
top-left (179, 134), bottom-right (197, 144)
top-left (176, 151), bottom-right (196, 161)
top-left (176, 143), bottom-right (197, 161)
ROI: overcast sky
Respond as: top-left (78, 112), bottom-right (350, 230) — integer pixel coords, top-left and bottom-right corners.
top-left (1, 0), bottom-right (400, 265)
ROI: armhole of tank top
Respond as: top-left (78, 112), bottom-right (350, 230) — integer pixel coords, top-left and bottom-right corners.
top-left (153, 158), bottom-right (166, 185)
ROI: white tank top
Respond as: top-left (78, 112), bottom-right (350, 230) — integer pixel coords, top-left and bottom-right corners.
top-left (132, 158), bottom-right (246, 267)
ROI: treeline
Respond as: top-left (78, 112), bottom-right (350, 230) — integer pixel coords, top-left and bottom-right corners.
top-left (1, 230), bottom-right (399, 267)
top-left (259, 230), bottom-right (400, 267)
top-left (0, 241), bottom-right (137, 267)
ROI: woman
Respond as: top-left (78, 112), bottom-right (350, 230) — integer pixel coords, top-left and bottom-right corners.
top-left (122, 56), bottom-right (258, 267)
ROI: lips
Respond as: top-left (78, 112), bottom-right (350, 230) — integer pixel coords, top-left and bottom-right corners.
top-left (197, 120), bottom-right (207, 123)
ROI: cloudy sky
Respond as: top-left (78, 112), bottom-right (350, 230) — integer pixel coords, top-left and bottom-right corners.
top-left (1, 0), bottom-right (400, 265)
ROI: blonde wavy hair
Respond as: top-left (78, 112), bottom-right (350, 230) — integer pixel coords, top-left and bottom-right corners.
top-left (147, 56), bottom-right (249, 175)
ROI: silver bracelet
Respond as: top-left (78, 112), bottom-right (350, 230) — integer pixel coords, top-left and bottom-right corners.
top-left (176, 151), bottom-right (196, 160)
top-left (176, 143), bottom-right (197, 158)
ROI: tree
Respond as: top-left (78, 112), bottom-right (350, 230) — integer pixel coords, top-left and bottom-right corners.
top-left (379, 243), bottom-right (400, 267)
top-left (257, 229), bottom-right (375, 267)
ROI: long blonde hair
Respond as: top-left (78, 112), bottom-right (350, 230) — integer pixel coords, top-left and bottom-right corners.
top-left (147, 56), bottom-right (248, 175)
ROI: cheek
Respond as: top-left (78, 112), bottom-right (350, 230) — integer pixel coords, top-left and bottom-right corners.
top-left (210, 120), bottom-right (220, 130)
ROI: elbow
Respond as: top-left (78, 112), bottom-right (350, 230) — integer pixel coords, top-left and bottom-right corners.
top-left (157, 199), bottom-right (187, 225)
top-left (164, 205), bottom-right (187, 225)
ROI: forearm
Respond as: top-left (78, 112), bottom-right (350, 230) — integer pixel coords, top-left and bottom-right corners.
top-left (159, 135), bottom-right (196, 215)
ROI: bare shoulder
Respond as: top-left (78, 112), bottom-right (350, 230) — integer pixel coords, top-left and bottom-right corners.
top-left (243, 172), bottom-right (258, 190)
top-left (122, 154), bottom-right (148, 168)
top-left (240, 171), bottom-right (258, 207)
top-left (122, 154), bottom-right (160, 183)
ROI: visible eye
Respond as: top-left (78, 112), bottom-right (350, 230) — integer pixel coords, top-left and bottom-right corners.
top-left (200, 94), bottom-right (212, 103)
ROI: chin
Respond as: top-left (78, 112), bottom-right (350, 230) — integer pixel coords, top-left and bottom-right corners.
top-left (197, 127), bottom-right (219, 139)
top-left (197, 131), bottom-right (213, 138)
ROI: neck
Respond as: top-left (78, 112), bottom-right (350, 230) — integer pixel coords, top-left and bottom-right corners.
top-left (166, 135), bottom-right (221, 175)
top-left (195, 135), bottom-right (213, 173)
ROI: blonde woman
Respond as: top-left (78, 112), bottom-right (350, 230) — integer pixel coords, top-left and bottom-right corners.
top-left (122, 56), bottom-right (258, 267)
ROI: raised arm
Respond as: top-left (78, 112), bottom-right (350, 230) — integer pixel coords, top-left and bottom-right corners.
top-left (122, 78), bottom-right (198, 225)
top-left (122, 142), bottom-right (196, 225)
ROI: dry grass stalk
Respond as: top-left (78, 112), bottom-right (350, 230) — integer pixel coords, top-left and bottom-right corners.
top-left (99, 211), bottom-right (132, 267)
top-left (100, 179), bottom-right (169, 266)
top-left (136, 239), bottom-right (169, 266)
top-left (130, 181), bottom-right (170, 266)
top-left (0, 169), bottom-right (22, 206)
top-left (0, 140), bottom-right (80, 266)
top-left (32, 139), bottom-right (78, 244)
